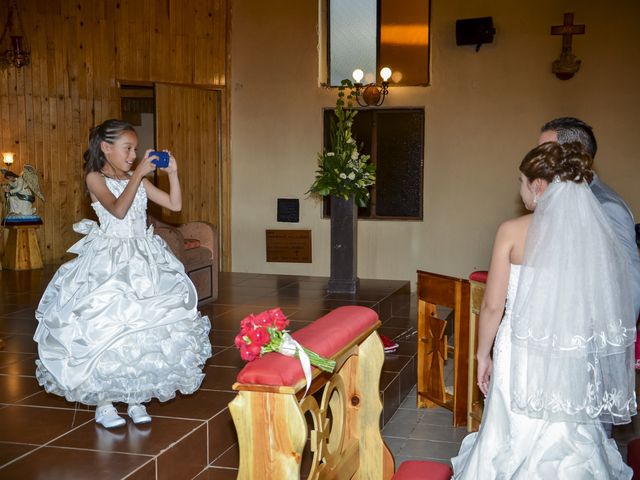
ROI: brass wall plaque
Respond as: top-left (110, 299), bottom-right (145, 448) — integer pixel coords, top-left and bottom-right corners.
top-left (266, 230), bottom-right (312, 263)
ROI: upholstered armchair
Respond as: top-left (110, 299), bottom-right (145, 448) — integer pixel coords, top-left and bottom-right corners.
top-left (149, 216), bottom-right (218, 304)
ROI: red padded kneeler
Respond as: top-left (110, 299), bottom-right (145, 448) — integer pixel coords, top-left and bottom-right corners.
top-left (236, 305), bottom-right (379, 387)
top-left (392, 460), bottom-right (453, 480)
top-left (468, 270), bottom-right (488, 283)
top-left (627, 438), bottom-right (640, 478)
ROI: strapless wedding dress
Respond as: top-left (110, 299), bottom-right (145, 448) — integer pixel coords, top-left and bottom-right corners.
top-left (452, 264), bottom-right (632, 479)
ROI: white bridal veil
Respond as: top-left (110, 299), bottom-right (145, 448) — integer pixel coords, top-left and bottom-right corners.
top-left (510, 180), bottom-right (637, 424)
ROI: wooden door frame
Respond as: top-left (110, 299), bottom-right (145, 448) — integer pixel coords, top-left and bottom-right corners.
top-left (117, 79), bottom-right (231, 273)
top-left (115, 0), bottom-right (233, 272)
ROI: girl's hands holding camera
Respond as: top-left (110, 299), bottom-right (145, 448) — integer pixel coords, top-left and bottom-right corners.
top-left (134, 150), bottom-right (158, 179)
top-left (134, 150), bottom-right (178, 183)
top-left (163, 152), bottom-right (178, 175)
top-left (147, 150), bottom-right (178, 175)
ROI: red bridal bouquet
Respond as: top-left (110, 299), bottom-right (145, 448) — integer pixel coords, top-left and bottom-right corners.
top-left (234, 308), bottom-right (335, 373)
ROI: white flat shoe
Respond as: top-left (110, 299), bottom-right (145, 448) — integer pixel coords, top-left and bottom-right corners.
top-left (95, 405), bottom-right (126, 429)
top-left (127, 404), bottom-right (152, 424)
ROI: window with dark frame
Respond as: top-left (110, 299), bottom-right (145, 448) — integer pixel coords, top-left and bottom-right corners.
top-left (322, 108), bottom-right (424, 220)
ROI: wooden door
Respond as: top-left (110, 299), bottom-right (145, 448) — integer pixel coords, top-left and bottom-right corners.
top-left (154, 83), bottom-right (220, 228)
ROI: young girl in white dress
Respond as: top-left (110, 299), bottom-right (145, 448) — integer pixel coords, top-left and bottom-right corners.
top-left (34, 119), bottom-right (212, 428)
top-left (452, 142), bottom-right (636, 479)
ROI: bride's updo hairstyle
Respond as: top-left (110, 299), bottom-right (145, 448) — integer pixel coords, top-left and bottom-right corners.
top-left (520, 141), bottom-right (593, 184)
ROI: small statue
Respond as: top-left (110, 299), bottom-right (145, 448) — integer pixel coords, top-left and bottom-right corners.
top-left (1, 165), bottom-right (45, 220)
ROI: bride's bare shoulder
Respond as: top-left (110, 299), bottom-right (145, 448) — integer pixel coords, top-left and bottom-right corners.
top-left (500, 214), bottom-right (532, 233)
top-left (494, 214), bottom-right (532, 249)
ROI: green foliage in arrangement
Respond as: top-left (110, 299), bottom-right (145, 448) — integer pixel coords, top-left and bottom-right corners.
top-left (308, 80), bottom-right (376, 207)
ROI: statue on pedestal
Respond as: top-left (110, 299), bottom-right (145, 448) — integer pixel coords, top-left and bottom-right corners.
top-left (1, 165), bottom-right (45, 223)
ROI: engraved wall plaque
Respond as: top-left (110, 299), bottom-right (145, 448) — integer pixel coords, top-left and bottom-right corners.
top-left (266, 230), bottom-right (312, 263)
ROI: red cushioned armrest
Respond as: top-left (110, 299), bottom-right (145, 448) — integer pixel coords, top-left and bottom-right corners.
top-left (236, 306), bottom-right (379, 387)
top-left (183, 238), bottom-right (201, 250)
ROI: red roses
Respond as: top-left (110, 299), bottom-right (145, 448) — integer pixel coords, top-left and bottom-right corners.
top-left (235, 308), bottom-right (289, 361)
top-left (234, 307), bottom-right (335, 373)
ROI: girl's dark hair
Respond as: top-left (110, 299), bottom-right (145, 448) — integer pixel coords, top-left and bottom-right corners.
top-left (83, 119), bottom-right (136, 175)
top-left (520, 141), bottom-right (594, 184)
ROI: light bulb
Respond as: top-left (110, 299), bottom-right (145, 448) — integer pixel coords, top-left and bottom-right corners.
top-left (2, 152), bottom-right (15, 166)
top-left (380, 67), bottom-right (392, 82)
top-left (352, 68), bottom-right (364, 83)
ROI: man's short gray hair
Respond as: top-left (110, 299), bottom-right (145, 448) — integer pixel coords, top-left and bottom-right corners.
top-left (541, 117), bottom-right (597, 159)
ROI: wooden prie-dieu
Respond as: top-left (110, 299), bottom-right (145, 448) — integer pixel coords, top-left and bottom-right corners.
top-left (229, 306), bottom-right (394, 479)
top-left (416, 270), bottom-right (471, 427)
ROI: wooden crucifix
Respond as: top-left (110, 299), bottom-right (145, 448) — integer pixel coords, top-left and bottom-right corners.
top-left (550, 13), bottom-right (585, 80)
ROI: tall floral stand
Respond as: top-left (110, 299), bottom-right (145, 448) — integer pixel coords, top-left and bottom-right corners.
top-left (327, 195), bottom-right (359, 294)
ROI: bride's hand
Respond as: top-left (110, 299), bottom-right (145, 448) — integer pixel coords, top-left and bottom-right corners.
top-left (477, 355), bottom-right (492, 396)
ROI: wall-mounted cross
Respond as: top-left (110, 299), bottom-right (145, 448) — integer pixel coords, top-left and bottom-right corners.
top-left (550, 13), bottom-right (585, 80)
top-left (551, 13), bottom-right (585, 53)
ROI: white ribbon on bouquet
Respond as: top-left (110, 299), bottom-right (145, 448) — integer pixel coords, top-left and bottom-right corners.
top-left (278, 332), bottom-right (313, 398)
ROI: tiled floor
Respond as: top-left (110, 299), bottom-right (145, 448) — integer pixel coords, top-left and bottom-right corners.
top-left (383, 387), bottom-right (468, 468)
top-left (0, 266), bottom-right (421, 479)
top-left (3, 266), bottom-right (636, 479)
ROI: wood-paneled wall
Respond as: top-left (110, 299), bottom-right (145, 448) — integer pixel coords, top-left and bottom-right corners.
top-left (0, 0), bottom-right (227, 264)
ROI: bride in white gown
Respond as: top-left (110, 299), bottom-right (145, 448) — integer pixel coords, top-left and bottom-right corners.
top-left (452, 142), bottom-right (636, 479)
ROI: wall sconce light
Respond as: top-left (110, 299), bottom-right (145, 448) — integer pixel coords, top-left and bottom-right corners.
top-left (0, 0), bottom-right (30, 69)
top-left (2, 152), bottom-right (15, 167)
top-left (352, 67), bottom-right (392, 107)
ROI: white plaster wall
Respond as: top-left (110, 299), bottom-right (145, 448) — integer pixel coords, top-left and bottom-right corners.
top-left (230, 0), bottom-right (640, 285)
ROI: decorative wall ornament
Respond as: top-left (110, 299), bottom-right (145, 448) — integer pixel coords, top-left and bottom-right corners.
top-left (550, 13), bottom-right (585, 80)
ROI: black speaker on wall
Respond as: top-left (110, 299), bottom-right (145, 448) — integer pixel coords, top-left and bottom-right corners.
top-left (456, 17), bottom-right (495, 51)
